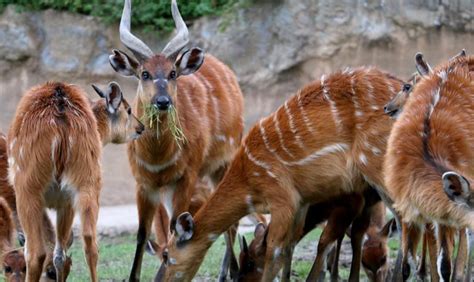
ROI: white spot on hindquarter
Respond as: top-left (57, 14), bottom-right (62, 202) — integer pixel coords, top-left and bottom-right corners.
top-left (273, 114), bottom-right (295, 158)
top-left (175, 271), bottom-right (183, 278)
top-left (284, 101), bottom-right (305, 149)
top-left (135, 151), bottom-right (181, 173)
top-left (19, 146), bottom-right (24, 160)
top-left (359, 153), bottom-right (368, 165)
top-left (253, 172), bottom-right (260, 177)
top-left (169, 257), bottom-right (177, 265)
top-left (229, 137), bottom-right (235, 146)
top-left (321, 75), bottom-right (343, 131)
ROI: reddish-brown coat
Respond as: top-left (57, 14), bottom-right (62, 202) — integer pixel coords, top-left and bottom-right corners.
top-left (161, 67), bottom-right (403, 281)
top-left (385, 56), bottom-right (474, 228)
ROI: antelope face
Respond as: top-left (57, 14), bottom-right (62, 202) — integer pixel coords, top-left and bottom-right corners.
top-left (155, 212), bottom-right (201, 281)
top-left (92, 82), bottom-right (145, 144)
top-left (2, 250), bottom-right (26, 282)
top-left (138, 49), bottom-right (204, 112)
top-left (108, 0), bottom-right (204, 115)
top-left (384, 83), bottom-right (412, 119)
top-left (43, 255), bottom-right (72, 281)
top-left (361, 218), bottom-right (396, 282)
top-left (238, 223), bottom-right (267, 281)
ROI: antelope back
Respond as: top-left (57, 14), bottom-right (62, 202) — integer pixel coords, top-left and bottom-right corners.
top-left (385, 55), bottom-right (474, 226)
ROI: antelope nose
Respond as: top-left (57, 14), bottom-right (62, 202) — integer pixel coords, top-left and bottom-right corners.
top-left (153, 96), bottom-right (171, 111)
top-left (136, 123), bottom-right (145, 135)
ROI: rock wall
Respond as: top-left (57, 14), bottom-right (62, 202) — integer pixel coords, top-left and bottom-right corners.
top-left (0, 1), bottom-right (472, 205)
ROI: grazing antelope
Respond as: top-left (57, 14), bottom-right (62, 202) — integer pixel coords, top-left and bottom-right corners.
top-left (384, 53), bottom-right (474, 282)
top-left (238, 188), bottom-right (394, 282)
top-left (108, 0), bottom-right (244, 280)
top-left (155, 66), bottom-right (404, 281)
top-left (0, 196), bottom-right (23, 281)
top-left (8, 81), bottom-right (144, 281)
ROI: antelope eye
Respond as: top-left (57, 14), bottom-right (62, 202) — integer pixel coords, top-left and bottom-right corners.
top-left (403, 84), bottom-right (411, 92)
top-left (127, 108), bottom-right (132, 115)
top-left (4, 265), bottom-right (12, 273)
top-left (142, 71), bottom-right (151, 80)
top-left (169, 70), bottom-right (177, 80)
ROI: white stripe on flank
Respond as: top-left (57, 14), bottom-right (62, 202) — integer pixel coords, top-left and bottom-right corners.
top-left (365, 74), bottom-right (378, 110)
top-left (273, 113), bottom-right (296, 159)
top-left (136, 151), bottom-right (181, 173)
top-left (322, 75), bottom-right (343, 131)
top-left (351, 76), bottom-right (363, 117)
top-left (211, 95), bottom-right (221, 133)
top-left (284, 101), bottom-right (305, 149)
top-left (259, 119), bottom-right (291, 166)
top-left (289, 143), bottom-right (349, 166)
top-left (387, 79), bottom-right (396, 98)
top-left (429, 88), bottom-right (441, 118)
top-left (297, 93), bottom-right (315, 134)
top-left (244, 143), bottom-right (276, 179)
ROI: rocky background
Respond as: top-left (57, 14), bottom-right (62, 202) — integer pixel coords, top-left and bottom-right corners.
top-left (0, 0), bottom-right (472, 205)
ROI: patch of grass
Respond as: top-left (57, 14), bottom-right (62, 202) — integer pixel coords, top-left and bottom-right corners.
top-left (63, 226), bottom-right (404, 281)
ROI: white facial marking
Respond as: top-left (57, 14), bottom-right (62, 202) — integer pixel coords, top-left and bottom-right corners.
top-left (216, 135), bottom-right (227, 142)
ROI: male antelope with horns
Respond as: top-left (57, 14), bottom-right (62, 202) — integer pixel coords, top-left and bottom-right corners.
top-left (108, 0), bottom-right (244, 280)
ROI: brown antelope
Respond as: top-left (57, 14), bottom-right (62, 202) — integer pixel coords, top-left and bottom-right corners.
top-left (108, 0), bottom-right (244, 280)
top-left (384, 53), bottom-right (474, 282)
top-left (8, 81), bottom-right (144, 281)
top-left (384, 50), bottom-right (470, 282)
top-left (1, 132), bottom-right (73, 281)
top-left (238, 188), bottom-right (395, 282)
top-left (155, 66), bottom-right (404, 281)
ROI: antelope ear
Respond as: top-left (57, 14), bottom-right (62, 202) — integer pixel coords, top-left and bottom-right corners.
top-left (239, 235), bottom-right (249, 254)
top-left (443, 172), bottom-right (471, 205)
top-left (109, 49), bottom-right (140, 78)
top-left (379, 218), bottom-right (397, 238)
top-left (175, 212), bottom-right (194, 243)
top-left (175, 47), bottom-right (205, 76)
top-left (415, 52), bottom-right (433, 77)
top-left (145, 240), bottom-right (159, 256)
top-left (105, 82), bottom-right (123, 114)
top-left (254, 222), bottom-right (267, 239)
top-left (91, 84), bottom-right (105, 98)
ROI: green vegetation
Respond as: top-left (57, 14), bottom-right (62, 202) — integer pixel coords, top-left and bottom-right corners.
top-left (6, 227), bottom-right (400, 281)
top-left (0, 0), bottom-right (238, 32)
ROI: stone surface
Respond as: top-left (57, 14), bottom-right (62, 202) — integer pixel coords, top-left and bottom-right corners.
top-left (0, 1), bottom-right (472, 205)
